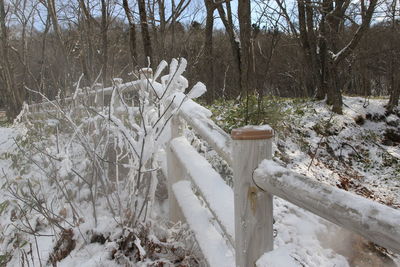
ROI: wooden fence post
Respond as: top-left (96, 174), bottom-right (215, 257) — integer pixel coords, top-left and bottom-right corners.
top-left (166, 116), bottom-right (185, 222)
top-left (231, 126), bottom-right (274, 267)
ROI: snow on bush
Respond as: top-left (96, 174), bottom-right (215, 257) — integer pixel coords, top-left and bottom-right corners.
top-left (0, 58), bottom-right (206, 266)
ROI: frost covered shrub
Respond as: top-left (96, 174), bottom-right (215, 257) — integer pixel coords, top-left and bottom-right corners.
top-left (0, 58), bottom-right (206, 266)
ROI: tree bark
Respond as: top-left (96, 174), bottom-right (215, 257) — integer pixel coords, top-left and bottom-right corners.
top-left (280, 0), bottom-right (320, 98)
top-left (387, 0), bottom-right (399, 112)
top-left (101, 0), bottom-right (109, 86)
top-left (47, 0), bottom-right (70, 94)
top-left (238, 0), bottom-right (254, 122)
top-left (0, 0), bottom-right (24, 119)
top-left (321, 0), bottom-right (377, 114)
top-left (138, 0), bottom-right (153, 66)
top-left (203, 0), bottom-right (215, 103)
top-left (122, 0), bottom-right (138, 68)
top-left (387, 61), bottom-right (399, 112)
top-left (79, 0), bottom-right (99, 85)
top-left (157, 0), bottom-right (166, 58)
top-left (217, 2), bottom-right (241, 95)
top-left (39, 14), bottom-right (51, 97)
top-left (298, 0), bottom-right (314, 96)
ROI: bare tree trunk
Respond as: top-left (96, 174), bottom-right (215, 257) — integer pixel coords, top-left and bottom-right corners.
top-left (387, 61), bottom-right (399, 112)
top-left (305, 0), bottom-right (320, 97)
top-left (170, 0), bottom-right (176, 56)
top-left (278, 0), bottom-right (321, 98)
top-left (387, 0), bottom-right (399, 112)
top-left (327, 62), bottom-right (343, 114)
top-left (361, 58), bottom-right (371, 96)
top-left (157, 0), bottom-right (166, 58)
top-left (203, 0), bottom-right (215, 103)
top-left (322, 0), bottom-right (377, 114)
top-left (78, 17), bottom-right (92, 86)
top-left (40, 14), bottom-right (51, 97)
top-left (47, 0), bottom-right (70, 94)
top-left (217, 1), bottom-right (241, 96)
top-left (79, 0), bottom-right (98, 85)
top-left (238, 0), bottom-right (254, 122)
top-left (0, 0), bottom-right (24, 119)
top-left (101, 0), bottom-right (109, 86)
top-left (297, 0), bottom-right (314, 97)
top-left (138, 0), bottom-right (153, 66)
top-left (317, 0), bottom-right (329, 100)
top-left (122, 0), bottom-right (137, 68)
top-left (20, 4), bottom-right (27, 100)
top-left (324, 0), bottom-right (341, 109)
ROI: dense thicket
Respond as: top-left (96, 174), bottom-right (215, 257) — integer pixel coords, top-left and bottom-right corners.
top-left (0, 0), bottom-right (399, 120)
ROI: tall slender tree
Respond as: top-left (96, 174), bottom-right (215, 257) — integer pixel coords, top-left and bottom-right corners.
top-left (238, 0), bottom-right (254, 122)
top-left (217, 0), bottom-right (241, 95)
top-left (101, 0), bottom-right (109, 85)
top-left (203, 0), bottom-right (216, 102)
top-left (0, 0), bottom-right (24, 119)
top-left (138, 0), bottom-right (153, 66)
top-left (387, 0), bottom-right (399, 111)
top-left (122, 0), bottom-right (138, 68)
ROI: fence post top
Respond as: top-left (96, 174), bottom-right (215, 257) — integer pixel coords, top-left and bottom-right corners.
top-left (231, 125), bottom-right (274, 140)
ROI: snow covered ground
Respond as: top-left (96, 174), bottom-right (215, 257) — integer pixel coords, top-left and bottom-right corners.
top-left (274, 97), bottom-right (400, 209)
top-left (1, 96), bottom-right (399, 266)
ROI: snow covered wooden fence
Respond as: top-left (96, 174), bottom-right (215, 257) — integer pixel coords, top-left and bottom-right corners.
top-left (164, 97), bottom-right (278, 266)
top-left (166, 104), bottom-right (400, 266)
top-left (166, 97), bottom-right (236, 266)
top-left (26, 65), bottom-right (400, 267)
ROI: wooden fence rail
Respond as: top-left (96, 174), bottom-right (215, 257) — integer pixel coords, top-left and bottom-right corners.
top-left (168, 112), bottom-right (400, 266)
top-left (253, 159), bottom-right (400, 255)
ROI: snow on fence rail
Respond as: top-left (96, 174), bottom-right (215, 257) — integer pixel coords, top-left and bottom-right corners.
top-left (26, 66), bottom-right (400, 267)
top-left (174, 96), bottom-right (233, 165)
top-left (166, 111), bottom-right (236, 267)
top-left (167, 100), bottom-right (400, 266)
top-left (253, 160), bottom-right (400, 255)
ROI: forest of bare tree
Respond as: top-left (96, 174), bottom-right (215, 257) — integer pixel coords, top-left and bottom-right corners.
top-left (0, 0), bottom-right (399, 119)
